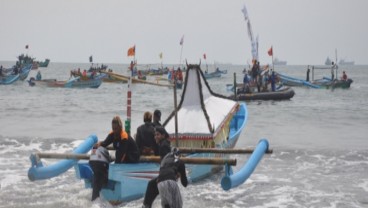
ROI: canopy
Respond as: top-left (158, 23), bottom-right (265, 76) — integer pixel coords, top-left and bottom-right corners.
top-left (163, 64), bottom-right (238, 140)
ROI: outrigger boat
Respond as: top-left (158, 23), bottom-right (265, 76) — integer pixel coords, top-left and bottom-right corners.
top-left (19, 64), bottom-right (33, 81)
top-left (28, 64), bottom-right (271, 205)
top-left (0, 73), bottom-right (20, 85)
top-left (28, 74), bottom-right (106, 88)
top-left (277, 70), bottom-right (353, 89)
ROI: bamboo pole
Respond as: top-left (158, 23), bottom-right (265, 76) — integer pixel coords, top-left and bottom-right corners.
top-left (105, 146), bottom-right (272, 154)
top-left (177, 147), bottom-right (273, 154)
top-left (140, 156), bottom-right (236, 166)
top-left (102, 71), bottom-right (173, 87)
top-left (34, 153), bottom-right (237, 166)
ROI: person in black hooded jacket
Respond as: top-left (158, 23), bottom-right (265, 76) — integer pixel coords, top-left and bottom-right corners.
top-left (157, 151), bottom-right (188, 208)
top-left (142, 126), bottom-right (172, 208)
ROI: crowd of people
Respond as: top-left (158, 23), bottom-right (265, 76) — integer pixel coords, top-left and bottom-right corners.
top-left (89, 109), bottom-right (187, 208)
top-left (241, 60), bottom-right (278, 93)
top-left (167, 67), bottom-right (184, 83)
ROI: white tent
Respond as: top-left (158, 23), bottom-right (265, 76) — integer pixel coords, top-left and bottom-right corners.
top-left (164, 64), bottom-right (238, 142)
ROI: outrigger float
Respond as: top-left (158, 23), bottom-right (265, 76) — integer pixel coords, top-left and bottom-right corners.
top-left (28, 64), bottom-right (272, 204)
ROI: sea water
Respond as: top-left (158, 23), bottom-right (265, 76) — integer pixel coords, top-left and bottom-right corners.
top-left (0, 62), bottom-right (367, 208)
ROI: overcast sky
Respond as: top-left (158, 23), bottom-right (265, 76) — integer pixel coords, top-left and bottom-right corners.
top-left (1, 0), bottom-right (367, 65)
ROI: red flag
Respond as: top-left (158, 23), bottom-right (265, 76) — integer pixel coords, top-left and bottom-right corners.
top-left (268, 47), bottom-right (273, 56)
top-left (203, 53), bottom-right (206, 60)
top-left (25, 45), bottom-right (29, 49)
top-left (127, 45), bottom-right (135, 57)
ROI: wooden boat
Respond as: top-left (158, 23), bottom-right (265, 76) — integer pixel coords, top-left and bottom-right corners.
top-left (28, 64), bottom-right (271, 205)
top-left (102, 75), bottom-right (127, 83)
top-left (230, 86), bottom-right (295, 101)
top-left (204, 70), bottom-right (222, 79)
top-left (19, 64), bottom-right (33, 81)
top-left (312, 77), bottom-right (353, 89)
top-left (278, 64), bottom-right (353, 89)
top-left (0, 73), bottom-right (20, 85)
top-left (278, 72), bottom-right (353, 89)
top-left (277, 73), bottom-right (321, 88)
top-left (38, 59), bottom-right (50, 67)
top-left (29, 74), bottom-right (105, 88)
top-left (17, 54), bottom-right (38, 70)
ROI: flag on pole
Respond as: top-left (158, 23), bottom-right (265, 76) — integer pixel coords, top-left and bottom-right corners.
top-left (268, 46), bottom-right (273, 56)
top-left (89, 55), bottom-right (93, 63)
top-left (127, 45), bottom-right (136, 57)
top-left (241, 4), bottom-right (257, 61)
top-left (180, 35), bottom-right (184, 45)
top-left (159, 52), bottom-right (163, 59)
top-left (203, 53), bottom-right (206, 60)
top-left (241, 5), bottom-right (249, 21)
top-left (25, 45), bottom-right (29, 49)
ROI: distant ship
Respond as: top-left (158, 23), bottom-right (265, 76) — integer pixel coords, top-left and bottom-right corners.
top-left (338, 59), bottom-right (355, 65)
top-left (273, 58), bottom-right (287, 65)
top-left (325, 57), bottom-right (332, 65)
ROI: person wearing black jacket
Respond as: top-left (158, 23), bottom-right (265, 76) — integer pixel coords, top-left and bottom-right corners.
top-left (157, 152), bottom-right (188, 208)
top-left (136, 112), bottom-right (158, 155)
top-left (142, 126), bottom-right (171, 208)
top-left (89, 146), bottom-right (112, 201)
top-left (95, 116), bottom-right (140, 163)
top-left (153, 109), bottom-right (162, 127)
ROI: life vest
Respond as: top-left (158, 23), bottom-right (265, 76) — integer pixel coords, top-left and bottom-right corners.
top-left (109, 130), bottom-right (128, 140)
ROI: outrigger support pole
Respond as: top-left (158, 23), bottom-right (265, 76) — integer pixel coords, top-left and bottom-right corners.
top-left (33, 153), bottom-right (237, 166)
top-left (221, 139), bottom-right (270, 191)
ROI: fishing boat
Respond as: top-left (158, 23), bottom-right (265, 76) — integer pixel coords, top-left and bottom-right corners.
top-left (28, 74), bottom-right (106, 88)
top-left (204, 70), bottom-right (222, 79)
top-left (17, 54), bottom-right (38, 70)
top-left (28, 64), bottom-right (271, 205)
top-left (38, 59), bottom-right (50, 67)
top-left (230, 86), bottom-right (295, 101)
top-left (0, 73), bottom-right (20, 85)
top-left (19, 64), bottom-right (33, 81)
top-left (312, 77), bottom-right (353, 89)
top-left (277, 73), bottom-right (321, 88)
top-left (277, 65), bottom-right (353, 89)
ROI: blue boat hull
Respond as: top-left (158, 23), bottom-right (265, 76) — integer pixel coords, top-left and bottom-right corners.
top-left (204, 71), bottom-right (222, 79)
top-left (0, 74), bottom-right (20, 85)
top-left (19, 65), bottom-right (33, 81)
top-left (74, 103), bottom-right (247, 203)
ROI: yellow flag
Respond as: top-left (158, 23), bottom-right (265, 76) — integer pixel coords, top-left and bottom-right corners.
top-left (159, 52), bottom-right (163, 59)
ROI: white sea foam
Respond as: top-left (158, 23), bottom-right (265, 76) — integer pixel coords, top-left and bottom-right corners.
top-left (357, 179), bottom-right (368, 192)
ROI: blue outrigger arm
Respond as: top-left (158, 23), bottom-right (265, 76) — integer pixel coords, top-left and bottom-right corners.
top-left (28, 135), bottom-right (98, 181)
top-left (221, 139), bottom-right (269, 190)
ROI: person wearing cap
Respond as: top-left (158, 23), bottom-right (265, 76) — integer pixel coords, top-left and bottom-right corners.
top-left (94, 116), bottom-right (140, 163)
top-left (153, 109), bottom-right (162, 127)
top-left (142, 126), bottom-right (171, 208)
top-left (136, 112), bottom-right (158, 155)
